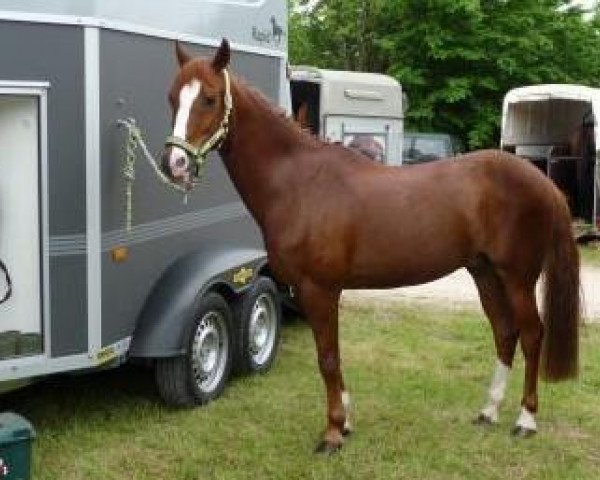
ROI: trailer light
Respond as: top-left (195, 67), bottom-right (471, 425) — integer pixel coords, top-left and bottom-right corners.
top-left (111, 246), bottom-right (129, 263)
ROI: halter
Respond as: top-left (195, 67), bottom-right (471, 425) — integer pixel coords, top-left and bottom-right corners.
top-left (165, 68), bottom-right (233, 173)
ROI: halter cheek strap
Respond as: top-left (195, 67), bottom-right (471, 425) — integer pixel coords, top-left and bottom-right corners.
top-left (165, 68), bottom-right (233, 170)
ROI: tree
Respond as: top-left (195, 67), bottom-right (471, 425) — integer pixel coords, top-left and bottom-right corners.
top-left (289, 0), bottom-right (600, 148)
top-left (289, 0), bottom-right (387, 71)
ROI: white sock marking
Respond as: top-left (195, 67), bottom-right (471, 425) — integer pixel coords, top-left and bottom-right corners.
top-left (341, 391), bottom-right (352, 431)
top-left (516, 407), bottom-right (537, 431)
top-left (480, 360), bottom-right (510, 423)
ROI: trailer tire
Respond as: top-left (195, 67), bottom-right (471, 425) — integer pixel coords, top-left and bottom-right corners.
top-left (155, 292), bottom-right (233, 406)
top-left (233, 277), bottom-right (282, 375)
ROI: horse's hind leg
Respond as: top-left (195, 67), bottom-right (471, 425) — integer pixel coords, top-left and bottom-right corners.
top-left (470, 262), bottom-right (519, 425)
top-left (506, 281), bottom-right (543, 437)
top-left (297, 280), bottom-right (348, 454)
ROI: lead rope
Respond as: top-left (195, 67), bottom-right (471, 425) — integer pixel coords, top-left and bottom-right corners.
top-left (0, 259), bottom-right (12, 305)
top-left (117, 118), bottom-right (191, 232)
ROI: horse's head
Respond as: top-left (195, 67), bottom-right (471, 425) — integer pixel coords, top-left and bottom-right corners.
top-left (162, 39), bottom-right (233, 189)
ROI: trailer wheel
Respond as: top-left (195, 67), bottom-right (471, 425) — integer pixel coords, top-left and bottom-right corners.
top-left (233, 277), bottom-right (281, 374)
top-left (155, 292), bottom-right (233, 406)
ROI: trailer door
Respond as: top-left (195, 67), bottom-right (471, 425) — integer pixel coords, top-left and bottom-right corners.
top-left (0, 92), bottom-right (43, 359)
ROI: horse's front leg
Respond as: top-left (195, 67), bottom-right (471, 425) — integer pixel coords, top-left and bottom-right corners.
top-left (298, 280), bottom-right (347, 454)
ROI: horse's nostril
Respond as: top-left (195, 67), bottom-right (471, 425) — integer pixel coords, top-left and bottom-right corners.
top-left (175, 157), bottom-right (187, 169)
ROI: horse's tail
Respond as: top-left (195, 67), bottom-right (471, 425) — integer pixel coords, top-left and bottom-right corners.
top-left (540, 190), bottom-right (580, 381)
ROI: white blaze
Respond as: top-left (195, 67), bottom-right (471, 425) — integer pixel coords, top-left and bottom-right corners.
top-left (174, 79), bottom-right (201, 138)
top-left (170, 79), bottom-right (201, 166)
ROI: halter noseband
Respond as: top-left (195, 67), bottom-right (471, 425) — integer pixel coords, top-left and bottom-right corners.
top-left (165, 68), bottom-right (233, 172)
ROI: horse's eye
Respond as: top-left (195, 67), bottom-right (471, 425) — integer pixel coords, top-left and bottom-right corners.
top-left (202, 96), bottom-right (216, 108)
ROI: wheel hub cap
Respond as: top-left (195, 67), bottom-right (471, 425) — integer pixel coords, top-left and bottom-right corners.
top-left (191, 312), bottom-right (229, 392)
top-left (248, 294), bottom-right (276, 365)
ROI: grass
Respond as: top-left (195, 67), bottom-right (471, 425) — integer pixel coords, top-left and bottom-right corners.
top-left (580, 244), bottom-right (600, 267)
top-left (2, 303), bottom-right (600, 480)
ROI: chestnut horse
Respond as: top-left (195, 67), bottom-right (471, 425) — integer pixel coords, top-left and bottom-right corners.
top-left (162, 40), bottom-right (580, 453)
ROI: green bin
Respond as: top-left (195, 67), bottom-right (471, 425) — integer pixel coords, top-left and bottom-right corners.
top-left (0, 413), bottom-right (35, 480)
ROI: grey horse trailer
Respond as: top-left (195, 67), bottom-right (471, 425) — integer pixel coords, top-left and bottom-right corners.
top-left (0, 0), bottom-right (289, 404)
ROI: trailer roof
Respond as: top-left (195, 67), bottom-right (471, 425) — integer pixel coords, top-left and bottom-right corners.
top-left (504, 84), bottom-right (600, 104)
top-left (0, 0), bottom-right (287, 55)
top-left (502, 84), bottom-right (600, 151)
top-left (290, 66), bottom-right (401, 88)
top-left (290, 66), bottom-right (404, 118)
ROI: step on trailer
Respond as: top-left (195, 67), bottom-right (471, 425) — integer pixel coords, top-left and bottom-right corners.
top-left (501, 84), bottom-right (600, 236)
top-left (0, 0), bottom-right (289, 404)
top-left (290, 66), bottom-right (405, 165)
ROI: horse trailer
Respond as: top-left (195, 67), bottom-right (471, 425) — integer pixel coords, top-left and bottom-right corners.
top-left (290, 66), bottom-right (405, 165)
top-left (501, 84), bottom-right (600, 234)
top-left (0, 0), bottom-right (289, 404)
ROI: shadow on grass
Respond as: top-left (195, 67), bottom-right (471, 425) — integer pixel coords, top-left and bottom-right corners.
top-left (0, 315), bottom-right (308, 435)
top-left (0, 364), bottom-right (161, 429)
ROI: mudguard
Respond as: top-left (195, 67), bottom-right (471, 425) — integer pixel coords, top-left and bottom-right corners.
top-left (128, 243), bottom-right (268, 358)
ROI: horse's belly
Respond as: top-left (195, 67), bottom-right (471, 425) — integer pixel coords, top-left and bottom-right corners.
top-left (346, 227), bottom-right (471, 289)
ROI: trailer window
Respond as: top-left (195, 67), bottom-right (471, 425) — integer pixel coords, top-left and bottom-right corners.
top-left (291, 81), bottom-right (321, 136)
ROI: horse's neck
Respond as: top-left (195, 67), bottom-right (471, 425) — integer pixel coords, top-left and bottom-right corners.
top-left (220, 82), bottom-right (310, 227)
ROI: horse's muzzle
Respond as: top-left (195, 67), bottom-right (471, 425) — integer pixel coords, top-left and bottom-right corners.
top-left (161, 147), bottom-right (191, 184)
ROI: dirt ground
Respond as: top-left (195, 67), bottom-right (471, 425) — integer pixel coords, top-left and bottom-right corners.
top-left (343, 265), bottom-right (600, 322)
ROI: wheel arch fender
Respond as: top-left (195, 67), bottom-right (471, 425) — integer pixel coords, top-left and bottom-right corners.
top-left (128, 244), bottom-right (268, 359)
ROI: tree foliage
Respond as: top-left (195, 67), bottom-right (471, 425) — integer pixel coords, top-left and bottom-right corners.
top-left (289, 0), bottom-right (600, 148)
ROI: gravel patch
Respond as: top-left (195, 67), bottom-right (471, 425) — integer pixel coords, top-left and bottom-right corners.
top-left (343, 266), bottom-right (600, 322)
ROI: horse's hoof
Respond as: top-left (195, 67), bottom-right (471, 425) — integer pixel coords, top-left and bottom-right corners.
top-left (511, 426), bottom-right (537, 438)
top-left (472, 413), bottom-right (495, 426)
top-left (342, 427), bottom-right (353, 437)
top-left (314, 440), bottom-right (342, 455)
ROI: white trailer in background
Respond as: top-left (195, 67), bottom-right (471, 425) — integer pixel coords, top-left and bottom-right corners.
top-left (290, 66), bottom-right (405, 165)
top-left (501, 84), bottom-right (600, 232)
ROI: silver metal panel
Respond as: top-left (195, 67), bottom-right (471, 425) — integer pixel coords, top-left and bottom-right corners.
top-left (0, 336), bottom-right (130, 382)
top-left (39, 88), bottom-right (51, 360)
top-left (0, 0), bottom-right (287, 55)
top-left (85, 27), bottom-right (102, 356)
top-left (0, 81), bottom-right (50, 90)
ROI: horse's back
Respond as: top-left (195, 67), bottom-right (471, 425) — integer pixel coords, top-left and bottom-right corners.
top-left (338, 149), bottom-right (561, 287)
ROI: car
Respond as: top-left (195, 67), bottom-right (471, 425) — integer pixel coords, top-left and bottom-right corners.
top-left (402, 132), bottom-right (461, 164)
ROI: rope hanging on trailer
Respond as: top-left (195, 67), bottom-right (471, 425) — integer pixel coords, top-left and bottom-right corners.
top-left (117, 118), bottom-right (191, 232)
top-left (0, 259), bottom-right (12, 305)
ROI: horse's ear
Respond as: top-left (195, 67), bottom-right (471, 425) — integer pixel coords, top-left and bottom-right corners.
top-left (175, 41), bottom-right (192, 67)
top-left (212, 38), bottom-right (231, 72)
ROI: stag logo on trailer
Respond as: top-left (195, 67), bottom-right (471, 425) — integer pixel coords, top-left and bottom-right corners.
top-left (252, 16), bottom-right (286, 46)
top-left (233, 266), bottom-right (254, 285)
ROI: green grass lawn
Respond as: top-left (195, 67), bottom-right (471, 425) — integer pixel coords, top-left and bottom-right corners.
top-left (580, 244), bottom-right (600, 267)
top-left (2, 304), bottom-right (600, 480)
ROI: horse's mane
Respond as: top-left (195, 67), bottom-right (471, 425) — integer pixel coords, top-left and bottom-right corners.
top-left (233, 76), bottom-right (325, 148)
top-left (231, 75), bottom-right (376, 164)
